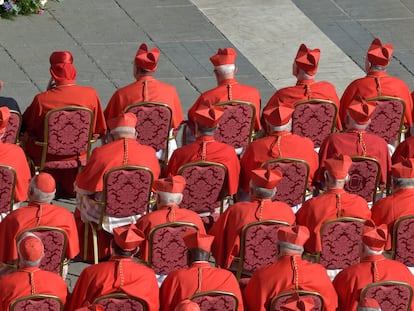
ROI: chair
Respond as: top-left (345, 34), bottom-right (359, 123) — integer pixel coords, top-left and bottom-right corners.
top-left (0, 164), bottom-right (16, 215)
top-left (360, 280), bottom-right (413, 311)
top-left (234, 220), bottom-right (289, 281)
top-left (177, 161), bottom-right (230, 231)
top-left (16, 226), bottom-right (68, 276)
top-left (316, 217), bottom-right (366, 270)
top-left (269, 290), bottom-right (324, 311)
top-left (344, 156), bottom-right (381, 203)
top-left (84, 165), bottom-right (154, 264)
top-left (32, 106), bottom-right (95, 172)
top-left (125, 102), bottom-right (173, 165)
top-left (1, 110), bottom-right (22, 144)
top-left (292, 99), bottom-right (338, 148)
top-left (261, 157), bottom-right (309, 207)
top-left (93, 292), bottom-right (148, 311)
top-left (213, 100), bottom-right (256, 154)
top-left (365, 96), bottom-right (406, 146)
top-left (147, 222), bottom-right (198, 275)
top-left (190, 290), bottom-right (239, 311)
top-left (10, 294), bottom-right (63, 311)
top-left (391, 214), bottom-right (414, 267)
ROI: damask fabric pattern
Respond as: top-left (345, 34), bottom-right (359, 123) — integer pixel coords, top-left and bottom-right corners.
top-left (192, 293), bottom-right (238, 311)
top-left (344, 159), bottom-right (380, 202)
top-left (292, 102), bottom-right (336, 148)
top-left (319, 221), bottom-right (364, 270)
top-left (2, 111), bottom-right (21, 144)
top-left (362, 282), bottom-right (412, 311)
top-left (10, 296), bottom-right (62, 311)
top-left (271, 293), bottom-right (323, 311)
top-left (393, 217), bottom-right (414, 266)
top-left (0, 166), bottom-right (14, 214)
top-left (95, 297), bottom-right (145, 311)
top-left (33, 230), bottom-right (66, 275)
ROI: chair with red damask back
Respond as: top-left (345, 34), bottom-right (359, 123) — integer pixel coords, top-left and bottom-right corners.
top-left (177, 161), bottom-right (230, 232)
top-left (125, 102), bottom-right (173, 166)
top-left (31, 106), bottom-right (95, 173)
top-left (84, 165), bottom-right (154, 264)
top-left (1, 110), bottom-right (22, 144)
top-left (360, 280), bottom-right (413, 311)
top-left (292, 99), bottom-right (338, 149)
top-left (10, 294), bottom-right (63, 311)
top-left (366, 96), bottom-right (406, 147)
top-left (147, 222), bottom-right (198, 276)
top-left (16, 226), bottom-right (68, 277)
top-left (392, 214), bottom-right (414, 267)
top-left (213, 100), bottom-right (256, 155)
top-left (93, 292), bottom-right (148, 311)
top-left (344, 156), bottom-right (381, 204)
top-left (190, 290), bottom-right (239, 311)
top-left (261, 157), bottom-right (309, 208)
top-left (269, 290), bottom-right (324, 311)
top-left (0, 164), bottom-right (16, 215)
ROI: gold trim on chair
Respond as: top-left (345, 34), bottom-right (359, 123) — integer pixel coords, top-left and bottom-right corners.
top-left (269, 289), bottom-right (325, 311)
top-left (93, 292), bottom-right (148, 310)
top-left (10, 294), bottom-right (64, 311)
top-left (0, 164), bottom-right (17, 214)
top-left (391, 214), bottom-right (414, 261)
top-left (190, 290), bottom-right (239, 311)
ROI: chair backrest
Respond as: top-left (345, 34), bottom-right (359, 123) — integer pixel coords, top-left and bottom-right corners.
top-left (392, 214), bottom-right (414, 266)
top-left (317, 217), bottom-right (365, 270)
top-left (16, 226), bottom-right (68, 276)
top-left (213, 100), bottom-right (256, 151)
top-left (148, 222), bottom-right (198, 275)
top-left (269, 290), bottom-right (324, 311)
top-left (236, 220), bottom-right (289, 279)
top-left (261, 157), bottom-right (309, 207)
top-left (360, 280), bottom-right (413, 311)
top-left (1, 110), bottom-right (22, 144)
top-left (125, 102), bottom-right (173, 165)
top-left (93, 292), bottom-right (148, 311)
top-left (366, 96), bottom-right (406, 145)
top-left (100, 165), bottom-right (154, 224)
top-left (190, 290), bottom-right (239, 311)
top-left (177, 161), bottom-right (228, 214)
top-left (343, 156), bottom-right (381, 203)
top-left (0, 164), bottom-right (16, 214)
top-left (40, 106), bottom-right (94, 170)
top-left (292, 99), bottom-right (338, 148)
top-left (10, 294), bottom-right (63, 311)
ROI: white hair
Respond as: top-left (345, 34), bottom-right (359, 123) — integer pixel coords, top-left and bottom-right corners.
top-left (278, 241), bottom-right (304, 253)
top-left (157, 191), bottom-right (183, 206)
top-left (29, 177), bottom-right (55, 203)
top-left (17, 232), bottom-right (44, 267)
top-left (362, 243), bottom-right (383, 256)
top-left (267, 118), bottom-right (293, 132)
top-left (214, 64), bottom-right (235, 75)
top-left (249, 181), bottom-right (277, 199)
top-left (110, 126), bottom-right (136, 136)
top-left (346, 112), bottom-right (370, 130)
top-left (392, 177), bottom-right (414, 189)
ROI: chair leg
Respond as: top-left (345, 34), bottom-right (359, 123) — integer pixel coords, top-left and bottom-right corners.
top-left (91, 224), bottom-right (99, 265)
top-left (83, 222), bottom-right (89, 262)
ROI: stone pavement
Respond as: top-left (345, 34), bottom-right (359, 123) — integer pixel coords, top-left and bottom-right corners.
top-left (1, 0), bottom-right (414, 293)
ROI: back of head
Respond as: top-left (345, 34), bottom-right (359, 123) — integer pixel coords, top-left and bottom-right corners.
top-left (29, 172), bottom-right (56, 203)
top-left (210, 48), bottom-right (237, 81)
top-left (17, 232), bottom-right (44, 267)
top-left (277, 225), bottom-right (310, 254)
top-left (134, 43), bottom-right (160, 73)
top-left (0, 106), bottom-right (10, 137)
top-left (250, 167), bottom-right (282, 198)
top-left (391, 158), bottom-right (414, 189)
top-left (155, 175), bottom-right (186, 205)
top-left (346, 95), bottom-right (376, 129)
top-left (357, 297), bottom-right (382, 311)
top-left (112, 223), bottom-right (145, 256)
top-left (107, 112), bottom-right (137, 139)
top-left (49, 51), bottom-right (77, 82)
top-left (175, 299), bottom-right (201, 311)
top-left (262, 100), bottom-right (295, 132)
top-left (294, 43), bottom-right (320, 77)
top-left (194, 101), bottom-right (224, 133)
top-left (183, 231), bottom-right (214, 263)
top-left (367, 38), bottom-right (393, 68)
top-left (361, 220), bottom-right (387, 255)
top-left (324, 154), bottom-right (352, 187)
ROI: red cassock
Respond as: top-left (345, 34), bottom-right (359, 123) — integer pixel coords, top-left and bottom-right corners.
top-left (333, 254), bottom-right (414, 311)
top-left (187, 78), bottom-right (262, 131)
top-left (240, 132), bottom-right (318, 192)
top-left (67, 257), bottom-right (159, 311)
top-left (0, 142), bottom-right (31, 203)
top-left (371, 188), bottom-right (414, 250)
top-left (104, 76), bottom-right (184, 129)
top-left (135, 204), bottom-right (207, 261)
top-left (264, 79), bottom-right (342, 130)
top-left (392, 136), bottom-right (414, 164)
top-left (296, 189), bottom-right (371, 253)
top-left (0, 267), bottom-right (68, 310)
top-left (243, 255), bottom-right (338, 311)
top-left (209, 199), bottom-right (295, 268)
top-left (159, 261), bottom-right (244, 311)
top-left (165, 136), bottom-right (241, 195)
top-left (0, 202), bottom-right (79, 262)
top-left (339, 71), bottom-right (413, 128)
top-left (317, 131), bottom-right (391, 185)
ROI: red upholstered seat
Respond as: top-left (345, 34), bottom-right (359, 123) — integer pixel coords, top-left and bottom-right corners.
top-left (366, 96), bottom-right (406, 145)
top-left (94, 292), bottom-right (148, 311)
top-left (0, 164), bottom-right (16, 215)
top-left (213, 100), bottom-right (256, 151)
top-left (10, 294), bottom-right (63, 311)
top-left (1, 110), bottom-right (22, 144)
top-left (190, 290), bottom-right (239, 311)
top-left (125, 102), bottom-right (173, 165)
top-left (344, 156), bottom-right (381, 203)
top-left (317, 217), bottom-right (365, 270)
top-left (392, 215), bottom-right (414, 267)
top-left (292, 99), bottom-right (338, 148)
top-left (360, 281), bottom-right (413, 311)
top-left (261, 157), bottom-right (309, 207)
top-left (270, 290), bottom-right (324, 311)
top-left (148, 222), bottom-right (198, 275)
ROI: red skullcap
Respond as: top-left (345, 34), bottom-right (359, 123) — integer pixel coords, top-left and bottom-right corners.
top-left (357, 297), bottom-right (381, 311)
top-left (155, 175), bottom-right (186, 193)
top-left (263, 100), bottom-right (295, 126)
top-left (113, 224), bottom-right (145, 251)
top-left (391, 158), bottom-right (414, 178)
top-left (33, 172), bottom-right (56, 193)
top-left (49, 51), bottom-right (77, 82)
top-left (278, 225), bottom-right (310, 247)
top-left (251, 168), bottom-right (283, 189)
top-left (182, 231), bottom-right (214, 253)
top-left (281, 296), bottom-right (315, 311)
top-left (0, 106), bottom-right (10, 135)
top-left (324, 154), bottom-right (353, 180)
top-left (295, 43), bottom-right (321, 75)
top-left (175, 299), bottom-right (201, 311)
top-left (18, 234), bottom-right (43, 262)
top-left (367, 38), bottom-right (394, 66)
top-left (194, 101), bottom-right (224, 128)
top-left (347, 96), bottom-right (376, 125)
top-left (134, 43), bottom-right (160, 72)
top-left (107, 112), bottom-right (137, 131)
top-left (362, 220), bottom-right (387, 251)
top-left (210, 48), bottom-right (237, 66)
